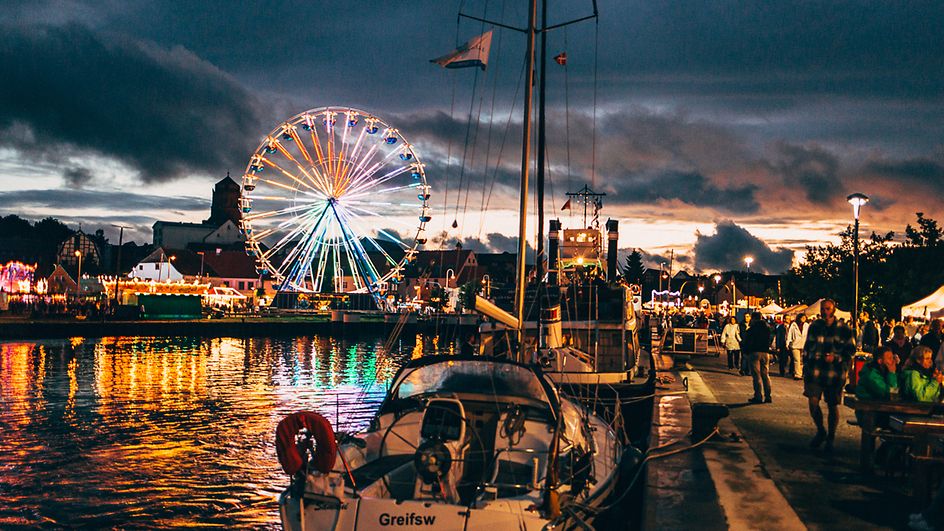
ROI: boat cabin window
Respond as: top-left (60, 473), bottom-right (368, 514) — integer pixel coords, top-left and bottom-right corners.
top-left (392, 361), bottom-right (550, 405)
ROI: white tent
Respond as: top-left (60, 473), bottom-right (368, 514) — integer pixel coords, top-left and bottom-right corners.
top-left (779, 303), bottom-right (809, 317)
top-left (902, 285), bottom-right (944, 320)
top-left (803, 298), bottom-right (852, 321)
top-left (759, 302), bottom-right (784, 316)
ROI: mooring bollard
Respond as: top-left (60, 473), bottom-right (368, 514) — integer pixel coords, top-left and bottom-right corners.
top-left (691, 402), bottom-right (729, 442)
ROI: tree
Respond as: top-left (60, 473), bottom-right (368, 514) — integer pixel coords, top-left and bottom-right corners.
top-left (905, 212), bottom-right (942, 247)
top-left (623, 249), bottom-right (646, 284)
top-left (0, 215), bottom-right (32, 237)
top-left (785, 212), bottom-right (944, 319)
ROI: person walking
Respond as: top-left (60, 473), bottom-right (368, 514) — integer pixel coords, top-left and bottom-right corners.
top-left (786, 314), bottom-right (809, 380)
top-left (860, 312), bottom-right (880, 353)
top-left (803, 299), bottom-right (856, 453)
top-left (738, 312), bottom-right (753, 376)
top-left (775, 316), bottom-right (791, 377)
top-left (720, 315), bottom-right (742, 371)
top-left (743, 311), bottom-right (773, 404)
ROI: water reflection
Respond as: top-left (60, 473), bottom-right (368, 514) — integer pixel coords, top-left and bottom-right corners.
top-left (0, 334), bottom-right (447, 528)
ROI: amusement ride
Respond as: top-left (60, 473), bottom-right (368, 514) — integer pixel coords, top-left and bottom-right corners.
top-left (239, 107), bottom-right (431, 305)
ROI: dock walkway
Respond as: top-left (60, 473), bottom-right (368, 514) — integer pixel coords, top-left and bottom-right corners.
top-left (656, 352), bottom-right (916, 530)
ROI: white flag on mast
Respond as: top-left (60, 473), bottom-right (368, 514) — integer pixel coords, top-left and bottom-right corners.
top-left (430, 31), bottom-right (493, 70)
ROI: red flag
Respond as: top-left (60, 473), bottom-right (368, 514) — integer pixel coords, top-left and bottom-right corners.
top-left (561, 199), bottom-right (571, 211)
top-left (554, 52), bottom-right (567, 66)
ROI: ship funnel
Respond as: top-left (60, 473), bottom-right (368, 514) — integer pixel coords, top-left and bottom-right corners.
top-left (541, 304), bottom-right (563, 348)
top-left (606, 218), bottom-right (619, 281)
top-left (548, 219), bottom-right (561, 285)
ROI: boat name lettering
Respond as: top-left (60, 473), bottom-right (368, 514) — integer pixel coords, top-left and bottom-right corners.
top-left (378, 512), bottom-right (436, 526)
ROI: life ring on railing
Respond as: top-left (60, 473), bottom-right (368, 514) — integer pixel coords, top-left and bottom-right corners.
top-left (276, 411), bottom-right (338, 475)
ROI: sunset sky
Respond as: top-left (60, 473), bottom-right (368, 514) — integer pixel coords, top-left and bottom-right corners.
top-left (1, 1), bottom-right (942, 274)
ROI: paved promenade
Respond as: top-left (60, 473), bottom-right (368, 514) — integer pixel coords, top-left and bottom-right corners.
top-left (686, 353), bottom-right (914, 530)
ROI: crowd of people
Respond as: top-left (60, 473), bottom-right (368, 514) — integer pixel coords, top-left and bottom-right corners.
top-left (710, 300), bottom-right (944, 530)
top-left (717, 300), bottom-right (944, 453)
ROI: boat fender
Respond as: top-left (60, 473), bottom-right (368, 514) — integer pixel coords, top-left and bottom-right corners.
top-left (276, 411), bottom-right (338, 475)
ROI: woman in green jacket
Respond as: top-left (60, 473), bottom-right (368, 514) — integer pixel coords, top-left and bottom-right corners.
top-left (856, 346), bottom-right (898, 400)
top-left (901, 346), bottom-right (943, 403)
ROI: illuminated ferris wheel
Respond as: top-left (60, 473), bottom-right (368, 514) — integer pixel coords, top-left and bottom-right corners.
top-left (240, 107), bottom-right (431, 298)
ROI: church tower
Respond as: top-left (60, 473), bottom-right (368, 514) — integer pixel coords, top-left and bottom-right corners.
top-left (206, 172), bottom-right (241, 226)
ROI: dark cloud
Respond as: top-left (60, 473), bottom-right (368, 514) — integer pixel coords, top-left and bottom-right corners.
top-left (61, 166), bottom-right (93, 188)
top-left (605, 171), bottom-right (759, 214)
top-left (767, 142), bottom-right (841, 205)
top-left (693, 220), bottom-right (794, 273)
top-left (863, 158), bottom-right (944, 189)
top-left (0, 189), bottom-right (207, 212)
top-left (0, 24), bottom-right (265, 182)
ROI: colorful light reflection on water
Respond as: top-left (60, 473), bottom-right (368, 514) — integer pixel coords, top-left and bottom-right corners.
top-left (0, 334), bottom-right (451, 529)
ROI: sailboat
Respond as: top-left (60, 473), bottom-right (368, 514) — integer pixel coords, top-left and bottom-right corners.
top-left (277, 355), bottom-right (622, 529)
top-left (275, 1), bottom-right (629, 529)
top-left (470, 0), bottom-right (655, 441)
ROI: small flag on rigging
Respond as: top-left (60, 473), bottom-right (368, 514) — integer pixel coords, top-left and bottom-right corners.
top-left (431, 31), bottom-right (494, 70)
top-left (561, 199), bottom-right (571, 211)
top-left (554, 52), bottom-right (567, 66)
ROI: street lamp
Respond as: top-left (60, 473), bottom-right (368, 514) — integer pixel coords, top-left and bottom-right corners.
top-left (481, 274), bottom-right (491, 298)
top-left (112, 224), bottom-right (129, 306)
top-left (744, 256), bottom-right (754, 309)
top-left (74, 250), bottom-right (83, 299)
top-left (848, 192), bottom-right (870, 337)
top-left (197, 251), bottom-right (206, 278)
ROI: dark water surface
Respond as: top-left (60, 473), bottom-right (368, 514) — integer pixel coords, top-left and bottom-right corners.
top-left (0, 334), bottom-right (452, 529)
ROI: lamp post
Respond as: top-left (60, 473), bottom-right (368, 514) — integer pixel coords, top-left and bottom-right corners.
top-left (847, 192), bottom-right (870, 337)
top-left (744, 256), bottom-right (754, 309)
top-left (112, 224), bottom-right (129, 306)
top-left (197, 251), bottom-right (206, 278)
top-left (481, 274), bottom-right (491, 298)
top-left (74, 250), bottom-right (83, 300)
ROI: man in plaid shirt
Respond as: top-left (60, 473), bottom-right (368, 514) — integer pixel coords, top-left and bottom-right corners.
top-left (803, 299), bottom-right (856, 452)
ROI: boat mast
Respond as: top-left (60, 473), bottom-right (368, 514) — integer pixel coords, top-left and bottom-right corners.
top-left (535, 0), bottom-right (549, 349)
top-left (514, 0), bottom-right (538, 360)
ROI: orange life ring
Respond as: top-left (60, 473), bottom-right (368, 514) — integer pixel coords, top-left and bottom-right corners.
top-left (276, 411), bottom-right (338, 475)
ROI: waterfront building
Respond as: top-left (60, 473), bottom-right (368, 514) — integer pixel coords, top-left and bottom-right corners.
top-left (129, 247), bottom-right (204, 283)
top-left (201, 249), bottom-right (265, 296)
top-left (129, 247), bottom-right (265, 301)
top-left (57, 229), bottom-right (102, 269)
top-left (152, 174), bottom-right (244, 250)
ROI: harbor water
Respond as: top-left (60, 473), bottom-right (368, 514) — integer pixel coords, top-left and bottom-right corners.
top-left (0, 334), bottom-right (454, 529)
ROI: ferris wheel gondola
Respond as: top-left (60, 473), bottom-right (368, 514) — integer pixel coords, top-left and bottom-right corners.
top-left (239, 107), bottom-right (431, 301)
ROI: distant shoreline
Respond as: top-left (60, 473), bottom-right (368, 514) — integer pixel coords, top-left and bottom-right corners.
top-left (0, 315), bottom-right (479, 340)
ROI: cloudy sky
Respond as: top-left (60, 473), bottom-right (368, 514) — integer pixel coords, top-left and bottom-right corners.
top-left (1, 0), bottom-right (942, 273)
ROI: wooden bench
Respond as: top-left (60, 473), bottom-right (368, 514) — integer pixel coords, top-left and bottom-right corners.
top-left (889, 415), bottom-right (944, 503)
top-left (844, 397), bottom-right (940, 472)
